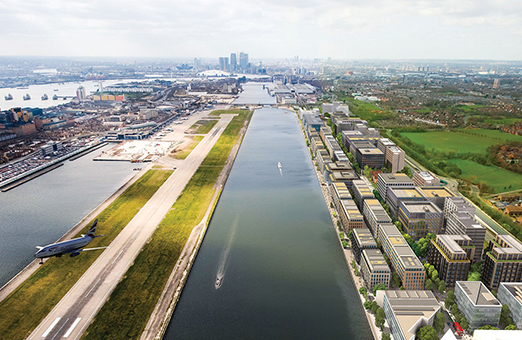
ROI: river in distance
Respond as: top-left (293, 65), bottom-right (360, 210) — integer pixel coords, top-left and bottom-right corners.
top-left (164, 106), bottom-right (372, 339)
top-left (0, 144), bottom-right (136, 287)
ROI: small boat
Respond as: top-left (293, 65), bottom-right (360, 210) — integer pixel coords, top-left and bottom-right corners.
top-left (52, 94), bottom-right (58, 100)
top-left (278, 162), bottom-right (282, 169)
top-left (215, 276), bottom-right (223, 289)
top-left (41, 94), bottom-right (48, 100)
top-left (53, 89), bottom-right (59, 91)
top-left (4, 93), bottom-right (13, 100)
top-left (23, 93), bottom-right (31, 100)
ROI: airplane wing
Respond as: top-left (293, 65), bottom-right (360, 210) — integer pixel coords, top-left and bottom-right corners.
top-left (79, 247), bottom-right (108, 252)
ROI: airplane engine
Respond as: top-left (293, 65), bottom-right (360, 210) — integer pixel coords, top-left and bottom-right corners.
top-left (70, 252), bottom-right (80, 257)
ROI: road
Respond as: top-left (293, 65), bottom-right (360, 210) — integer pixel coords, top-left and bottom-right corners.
top-left (27, 114), bottom-right (236, 340)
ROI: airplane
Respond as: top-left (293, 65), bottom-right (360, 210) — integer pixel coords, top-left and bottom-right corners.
top-left (34, 219), bottom-right (106, 264)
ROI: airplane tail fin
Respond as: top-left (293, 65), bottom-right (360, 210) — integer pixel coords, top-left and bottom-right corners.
top-left (87, 219), bottom-right (98, 237)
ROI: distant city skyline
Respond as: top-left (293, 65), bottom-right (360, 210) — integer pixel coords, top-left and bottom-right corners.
top-left (1, 0), bottom-right (521, 60)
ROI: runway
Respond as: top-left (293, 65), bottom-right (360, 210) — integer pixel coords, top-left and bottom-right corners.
top-left (27, 114), bottom-right (236, 340)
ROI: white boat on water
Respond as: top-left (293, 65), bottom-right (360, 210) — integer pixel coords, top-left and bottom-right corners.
top-left (278, 162), bottom-right (282, 169)
top-left (215, 275), bottom-right (223, 289)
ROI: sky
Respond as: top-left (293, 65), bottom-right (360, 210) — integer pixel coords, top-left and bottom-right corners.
top-left (1, 0), bottom-right (521, 60)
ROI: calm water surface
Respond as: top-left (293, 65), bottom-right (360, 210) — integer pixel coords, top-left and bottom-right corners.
top-left (0, 144), bottom-right (135, 287)
top-left (164, 107), bottom-right (371, 340)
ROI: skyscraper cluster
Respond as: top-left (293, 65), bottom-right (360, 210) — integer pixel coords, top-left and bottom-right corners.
top-left (218, 52), bottom-right (249, 72)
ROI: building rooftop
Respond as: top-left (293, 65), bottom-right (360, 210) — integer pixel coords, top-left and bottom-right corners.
top-left (457, 281), bottom-right (500, 306)
top-left (359, 148), bottom-right (384, 155)
top-left (416, 171), bottom-right (437, 181)
top-left (417, 186), bottom-right (455, 198)
top-left (388, 187), bottom-right (423, 198)
top-left (437, 235), bottom-right (472, 255)
top-left (380, 290), bottom-right (440, 340)
top-left (388, 146), bottom-right (403, 154)
top-left (354, 228), bottom-right (377, 247)
top-left (362, 249), bottom-right (390, 272)
top-left (379, 173), bottom-right (414, 184)
top-left (500, 283), bottom-right (522, 306)
top-left (401, 201), bottom-right (442, 214)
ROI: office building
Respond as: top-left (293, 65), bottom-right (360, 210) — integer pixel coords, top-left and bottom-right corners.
top-left (76, 86), bottom-right (86, 101)
top-left (230, 53), bottom-right (237, 71)
top-left (356, 147), bottom-right (385, 169)
top-left (352, 180), bottom-right (375, 210)
top-left (497, 283), bottom-right (522, 330)
top-left (338, 198), bottom-right (364, 232)
top-left (427, 235), bottom-right (475, 287)
top-left (444, 196), bottom-right (476, 217)
top-left (377, 290), bottom-right (440, 340)
top-left (378, 224), bottom-right (425, 290)
top-left (385, 146), bottom-right (405, 173)
top-left (385, 187), bottom-right (426, 218)
top-left (482, 234), bottom-right (522, 290)
top-left (413, 171), bottom-right (440, 187)
top-left (376, 138), bottom-right (396, 153)
top-left (377, 173), bottom-right (414, 202)
top-left (455, 281), bottom-right (501, 330)
top-left (331, 182), bottom-right (351, 213)
top-left (446, 211), bottom-right (486, 262)
top-left (361, 249), bottom-right (390, 291)
top-left (398, 201), bottom-right (444, 240)
top-left (351, 227), bottom-right (378, 263)
top-left (239, 52), bottom-right (249, 70)
top-left (363, 199), bottom-right (392, 236)
top-left (328, 170), bottom-right (358, 187)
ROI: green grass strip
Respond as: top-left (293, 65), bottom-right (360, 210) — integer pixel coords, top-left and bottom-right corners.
top-left (0, 170), bottom-right (172, 340)
top-left (196, 120), bottom-right (218, 134)
top-left (82, 110), bottom-right (251, 340)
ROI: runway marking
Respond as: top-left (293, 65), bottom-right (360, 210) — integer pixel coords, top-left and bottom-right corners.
top-left (63, 318), bottom-right (81, 338)
top-left (159, 195), bottom-right (167, 204)
top-left (147, 210), bottom-right (156, 220)
top-left (50, 318), bottom-right (68, 340)
top-left (131, 228), bottom-right (141, 240)
top-left (85, 279), bottom-right (101, 298)
top-left (112, 249), bottom-right (124, 265)
top-left (42, 317), bottom-right (61, 337)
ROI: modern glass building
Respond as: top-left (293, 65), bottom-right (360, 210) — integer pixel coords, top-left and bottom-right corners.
top-left (455, 281), bottom-right (501, 330)
top-left (497, 283), bottom-right (522, 330)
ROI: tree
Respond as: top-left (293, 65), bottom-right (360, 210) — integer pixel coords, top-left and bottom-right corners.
top-left (428, 265), bottom-right (435, 276)
top-left (459, 318), bottom-right (469, 331)
top-left (438, 280), bottom-right (446, 294)
top-left (359, 287), bottom-right (367, 297)
top-left (451, 304), bottom-right (459, 316)
top-left (431, 269), bottom-right (439, 282)
top-left (477, 325), bottom-right (499, 330)
top-left (500, 304), bottom-right (514, 327)
top-left (371, 301), bottom-right (379, 314)
top-left (373, 283), bottom-right (388, 295)
top-left (416, 325), bottom-right (438, 340)
top-left (364, 300), bottom-right (372, 310)
top-left (425, 279), bottom-right (433, 290)
top-left (433, 312), bottom-right (446, 334)
top-left (391, 272), bottom-right (401, 288)
top-left (375, 308), bottom-right (386, 330)
top-left (382, 332), bottom-right (391, 340)
top-left (505, 324), bottom-right (518, 330)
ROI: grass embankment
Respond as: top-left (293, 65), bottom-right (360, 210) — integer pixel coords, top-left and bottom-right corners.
top-left (171, 136), bottom-right (204, 160)
top-left (0, 170), bottom-right (172, 340)
top-left (82, 110), bottom-right (251, 340)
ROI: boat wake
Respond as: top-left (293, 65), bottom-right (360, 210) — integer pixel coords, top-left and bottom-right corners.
top-left (215, 216), bottom-right (239, 289)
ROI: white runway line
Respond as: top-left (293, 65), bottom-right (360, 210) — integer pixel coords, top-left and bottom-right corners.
top-left (63, 318), bottom-right (81, 338)
top-left (42, 317), bottom-right (61, 337)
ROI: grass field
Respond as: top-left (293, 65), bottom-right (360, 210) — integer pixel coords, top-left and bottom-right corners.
top-left (401, 129), bottom-right (522, 154)
top-left (171, 136), bottom-right (204, 160)
top-left (188, 119), bottom-right (218, 134)
top-left (346, 98), bottom-right (395, 123)
top-left (448, 159), bottom-right (522, 193)
top-left (82, 109), bottom-right (251, 340)
top-left (0, 170), bottom-right (172, 340)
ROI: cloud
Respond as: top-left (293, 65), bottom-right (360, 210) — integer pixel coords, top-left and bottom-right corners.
top-left (0, 0), bottom-right (520, 59)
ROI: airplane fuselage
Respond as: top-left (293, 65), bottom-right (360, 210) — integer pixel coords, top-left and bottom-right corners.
top-left (35, 236), bottom-right (93, 259)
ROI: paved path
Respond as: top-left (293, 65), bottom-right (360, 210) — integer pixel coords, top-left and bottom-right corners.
top-left (27, 115), bottom-right (236, 340)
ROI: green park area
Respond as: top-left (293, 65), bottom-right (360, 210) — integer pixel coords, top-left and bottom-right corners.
top-left (82, 109), bottom-right (251, 340)
top-left (401, 129), bottom-right (522, 154)
top-left (448, 159), bottom-right (522, 193)
top-left (0, 170), bottom-right (172, 340)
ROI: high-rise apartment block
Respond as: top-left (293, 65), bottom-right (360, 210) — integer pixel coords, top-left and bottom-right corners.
top-left (482, 234), bottom-right (522, 290)
top-left (445, 211), bottom-right (486, 262)
top-left (385, 146), bottom-right (405, 173)
top-left (427, 235), bottom-right (475, 287)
